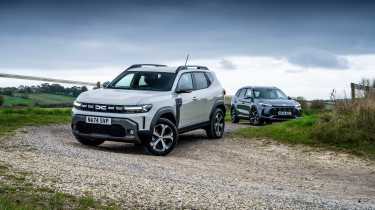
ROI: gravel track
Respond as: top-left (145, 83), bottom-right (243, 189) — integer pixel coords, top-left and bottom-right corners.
top-left (1, 123), bottom-right (375, 209)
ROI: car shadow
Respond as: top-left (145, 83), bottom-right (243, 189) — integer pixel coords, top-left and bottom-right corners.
top-left (73, 122), bottom-right (250, 156)
top-left (74, 129), bottom-right (215, 156)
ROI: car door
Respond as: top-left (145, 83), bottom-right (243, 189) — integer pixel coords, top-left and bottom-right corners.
top-left (237, 88), bottom-right (252, 116)
top-left (175, 72), bottom-right (197, 128)
top-left (191, 72), bottom-right (212, 123)
top-left (236, 89), bottom-right (247, 116)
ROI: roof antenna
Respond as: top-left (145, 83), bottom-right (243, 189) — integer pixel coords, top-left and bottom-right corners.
top-left (184, 54), bottom-right (190, 67)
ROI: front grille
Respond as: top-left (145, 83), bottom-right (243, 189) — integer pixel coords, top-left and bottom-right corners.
top-left (270, 106), bottom-right (297, 118)
top-left (76, 122), bottom-right (126, 137)
top-left (77, 103), bottom-right (126, 113)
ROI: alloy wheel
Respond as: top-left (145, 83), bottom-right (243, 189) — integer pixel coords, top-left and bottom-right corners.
top-left (250, 109), bottom-right (260, 125)
top-left (214, 112), bottom-right (224, 136)
top-left (150, 123), bottom-right (174, 153)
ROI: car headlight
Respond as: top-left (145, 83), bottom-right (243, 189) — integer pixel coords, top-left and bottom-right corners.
top-left (123, 104), bottom-right (153, 113)
top-left (295, 104), bottom-right (302, 109)
top-left (259, 103), bottom-right (272, 107)
top-left (73, 101), bottom-right (81, 108)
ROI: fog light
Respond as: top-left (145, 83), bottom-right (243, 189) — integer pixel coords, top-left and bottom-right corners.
top-left (128, 129), bottom-right (135, 135)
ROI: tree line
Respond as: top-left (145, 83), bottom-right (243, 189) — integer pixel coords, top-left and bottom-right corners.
top-left (0, 83), bottom-right (88, 97)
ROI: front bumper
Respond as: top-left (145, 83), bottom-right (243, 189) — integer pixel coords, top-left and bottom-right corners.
top-left (71, 114), bottom-right (145, 143)
top-left (260, 106), bottom-right (302, 121)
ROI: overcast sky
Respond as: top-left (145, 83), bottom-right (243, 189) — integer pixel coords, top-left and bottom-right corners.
top-left (1, 0), bottom-right (375, 99)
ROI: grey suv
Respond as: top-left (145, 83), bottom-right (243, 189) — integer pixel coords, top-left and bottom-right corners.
top-left (231, 86), bottom-right (302, 125)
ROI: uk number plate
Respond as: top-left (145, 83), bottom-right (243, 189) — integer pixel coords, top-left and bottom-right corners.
top-left (85, 116), bottom-right (111, 125)
top-left (278, 111), bottom-right (292, 116)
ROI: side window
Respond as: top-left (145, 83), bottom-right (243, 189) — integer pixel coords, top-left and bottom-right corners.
top-left (139, 75), bottom-right (147, 87)
top-left (177, 73), bottom-right (193, 90)
top-left (193, 72), bottom-right (209, 90)
top-left (244, 89), bottom-right (253, 98)
top-left (205, 72), bottom-right (214, 84)
top-left (235, 89), bottom-right (242, 97)
top-left (253, 90), bottom-right (261, 98)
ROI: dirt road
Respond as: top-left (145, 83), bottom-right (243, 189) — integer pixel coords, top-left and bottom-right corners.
top-left (1, 123), bottom-right (374, 209)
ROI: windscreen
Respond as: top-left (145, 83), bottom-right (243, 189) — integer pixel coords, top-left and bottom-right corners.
top-left (109, 71), bottom-right (176, 91)
top-left (253, 88), bottom-right (288, 99)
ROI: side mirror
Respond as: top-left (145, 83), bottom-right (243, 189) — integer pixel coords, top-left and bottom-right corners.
top-left (244, 96), bottom-right (254, 101)
top-left (288, 96), bottom-right (292, 100)
top-left (102, 81), bottom-right (111, 88)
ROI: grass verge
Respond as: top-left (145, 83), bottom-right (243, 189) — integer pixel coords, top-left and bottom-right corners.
top-left (233, 114), bottom-right (375, 159)
top-left (234, 115), bottom-right (318, 145)
top-left (0, 108), bottom-right (71, 137)
top-left (0, 163), bottom-right (119, 210)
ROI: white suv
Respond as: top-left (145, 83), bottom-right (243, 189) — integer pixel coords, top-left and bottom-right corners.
top-left (72, 64), bottom-right (226, 155)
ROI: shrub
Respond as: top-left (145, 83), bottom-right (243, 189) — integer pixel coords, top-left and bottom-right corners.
top-left (311, 97), bottom-right (375, 155)
top-left (310, 100), bottom-right (325, 110)
top-left (296, 96), bottom-right (308, 110)
top-left (0, 95), bottom-right (3, 106)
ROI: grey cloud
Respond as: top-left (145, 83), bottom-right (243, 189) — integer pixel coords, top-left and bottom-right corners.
top-left (219, 59), bottom-right (237, 70)
top-left (0, 1), bottom-right (375, 70)
top-left (287, 49), bottom-right (350, 70)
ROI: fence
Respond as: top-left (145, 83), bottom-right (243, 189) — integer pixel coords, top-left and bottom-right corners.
top-left (351, 82), bottom-right (375, 99)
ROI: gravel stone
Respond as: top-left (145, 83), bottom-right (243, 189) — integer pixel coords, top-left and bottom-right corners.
top-left (1, 123), bottom-right (374, 209)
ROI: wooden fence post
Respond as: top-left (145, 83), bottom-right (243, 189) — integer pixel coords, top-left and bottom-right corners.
top-left (350, 83), bottom-right (355, 99)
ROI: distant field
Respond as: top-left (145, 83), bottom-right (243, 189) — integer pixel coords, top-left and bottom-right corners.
top-left (2, 95), bottom-right (33, 106)
top-left (2, 93), bottom-right (75, 107)
top-left (26, 93), bottom-right (75, 105)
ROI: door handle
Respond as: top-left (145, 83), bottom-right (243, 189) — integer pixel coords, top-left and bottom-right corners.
top-left (192, 96), bottom-right (199, 101)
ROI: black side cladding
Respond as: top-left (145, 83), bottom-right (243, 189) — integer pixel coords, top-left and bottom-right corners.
top-left (175, 98), bottom-right (182, 127)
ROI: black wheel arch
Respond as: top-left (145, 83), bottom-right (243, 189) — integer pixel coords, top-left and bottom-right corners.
top-left (150, 106), bottom-right (177, 129)
top-left (209, 99), bottom-right (226, 120)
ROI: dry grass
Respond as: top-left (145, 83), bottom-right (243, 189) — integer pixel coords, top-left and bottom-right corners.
top-left (312, 92), bottom-right (375, 158)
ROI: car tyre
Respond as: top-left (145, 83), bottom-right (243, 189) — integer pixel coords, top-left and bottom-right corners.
top-left (74, 135), bottom-right (105, 146)
top-left (206, 108), bottom-right (225, 139)
top-left (144, 118), bottom-right (178, 156)
top-left (231, 107), bottom-right (240, 123)
top-left (249, 108), bottom-right (263, 126)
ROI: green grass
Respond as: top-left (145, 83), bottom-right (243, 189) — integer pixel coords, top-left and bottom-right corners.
top-left (234, 115), bottom-right (318, 145)
top-left (0, 108), bottom-right (71, 137)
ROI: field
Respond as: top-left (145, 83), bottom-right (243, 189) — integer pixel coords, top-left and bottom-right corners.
top-left (2, 95), bottom-right (33, 106)
top-left (1, 93), bottom-right (75, 107)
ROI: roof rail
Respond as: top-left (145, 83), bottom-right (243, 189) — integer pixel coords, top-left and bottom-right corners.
top-left (176, 65), bottom-right (209, 71)
top-left (126, 64), bottom-right (167, 70)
